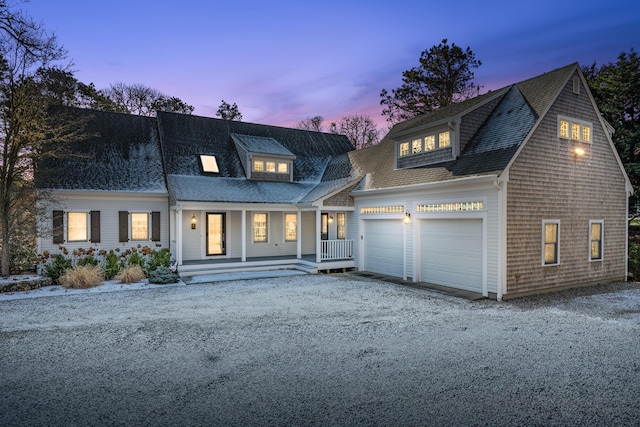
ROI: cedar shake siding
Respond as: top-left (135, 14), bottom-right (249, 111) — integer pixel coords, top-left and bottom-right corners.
top-left (505, 70), bottom-right (628, 295)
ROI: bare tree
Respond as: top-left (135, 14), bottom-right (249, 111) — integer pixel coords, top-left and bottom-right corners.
top-left (216, 99), bottom-right (242, 121)
top-left (297, 115), bottom-right (324, 132)
top-left (103, 82), bottom-right (194, 116)
top-left (329, 115), bottom-right (380, 150)
top-left (0, 2), bottom-right (67, 276)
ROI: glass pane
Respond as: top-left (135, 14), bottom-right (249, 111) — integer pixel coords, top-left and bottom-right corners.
top-left (278, 162), bottom-right (288, 173)
top-left (571, 123), bottom-right (580, 140)
top-left (544, 243), bottom-right (557, 264)
top-left (253, 213), bottom-right (267, 242)
top-left (285, 213), bottom-right (296, 241)
top-left (545, 223), bottom-right (557, 243)
top-left (425, 135), bottom-right (435, 151)
top-left (591, 223), bottom-right (601, 240)
top-left (253, 160), bottom-right (264, 172)
top-left (337, 213), bottom-right (346, 239)
top-left (399, 142), bottom-right (409, 156)
top-left (68, 212), bottom-right (87, 241)
top-left (439, 131), bottom-right (450, 148)
top-left (582, 125), bottom-right (590, 142)
top-left (591, 241), bottom-right (601, 259)
top-left (207, 214), bottom-right (224, 255)
top-left (131, 213), bottom-right (148, 240)
top-left (559, 120), bottom-right (569, 138)
top-left (266, 162), bottom-right (276, 172)
top-left (412, 138), bottom-right (422, 153)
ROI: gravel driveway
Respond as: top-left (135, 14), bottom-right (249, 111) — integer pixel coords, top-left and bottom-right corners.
top-left (1, 274), bottom-right (639, 426)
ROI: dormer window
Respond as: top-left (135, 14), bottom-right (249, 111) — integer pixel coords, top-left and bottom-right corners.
top-left (399, 130), bottom-right (452, 157)
top-left (231, 133), bottom-right (296, 182)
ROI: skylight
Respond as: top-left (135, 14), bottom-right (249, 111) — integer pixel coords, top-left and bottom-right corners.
top-left (200, 155), bottom-right (219, 173)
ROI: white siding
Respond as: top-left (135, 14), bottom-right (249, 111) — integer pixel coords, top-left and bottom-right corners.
top-left (38, 191), bottom-right (169, 255)
top-left (353, 179), bottom-right (500, 294)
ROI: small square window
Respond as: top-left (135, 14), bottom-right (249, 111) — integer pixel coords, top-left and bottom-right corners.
top-left (200, 155), bottom-right (219, 173)
top-left (253, 160), bottom-right (264, 172)
top-left (399, 142), bottom-right (409, 157)
top-left (278, 162), bottom-right (288, 174)
top-left (559, 120), bottom-right (569, 138)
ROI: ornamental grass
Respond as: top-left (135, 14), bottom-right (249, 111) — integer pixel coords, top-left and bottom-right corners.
top-left (59, 265), bottom-right (104, 289)
top-left (116, 265), bottom-right (146, 284)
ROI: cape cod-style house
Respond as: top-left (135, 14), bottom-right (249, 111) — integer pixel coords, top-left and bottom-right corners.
top-left (36, 63), bottom-right (632, 299)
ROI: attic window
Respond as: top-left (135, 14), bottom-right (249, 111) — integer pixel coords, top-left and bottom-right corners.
top-left (200, 155), bottom-right (219, 173)
top-left (558, 115), bottom-right (591, 143)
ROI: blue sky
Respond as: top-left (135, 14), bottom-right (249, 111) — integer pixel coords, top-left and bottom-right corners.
top-left (25, 0), bottom-right (640, 128)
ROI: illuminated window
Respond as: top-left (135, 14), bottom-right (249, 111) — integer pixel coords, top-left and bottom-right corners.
top-left (582, 125), bottom-right (591, 143)
top-left (67, 212), bottom-right (87, 241)
top-left (278, 162), bottom-right (288, 173)
top-left (590, 221), bottom-right (603, 261)
top-left (200, 155), bottom-right (219, 173)
top-left (424, 135), bottom-right (435, 151)
top-left (131, 213), bottom-right (149, 240)
top-left (559, 120), bottom-right (569, 138)
top-left (412, 138), bottom-right (422, 154)
top-left (253, 160), bottom-right (264, 172)
top-left (558, 116), bottom-right (592, 143)
top-left (337, 213), bottom-right (346, 239)
top-left (571, 123), bottom-right (580, 140)
top-left (285, 213), bottom-right (297, 241)
top-left (266, 161), bottom-right (276, 173)
top-left (253, 213), bottom-right (267, 243)
top-left (439, 131), bottom-right (450, 148)
top-left (543, 220), bottom-right (560, 265)
top-left (399, 142), bottom-right (409, 157)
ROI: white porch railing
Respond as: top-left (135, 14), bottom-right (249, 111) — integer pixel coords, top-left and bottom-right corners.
top-left (321, 239), bottom-right (353, 261)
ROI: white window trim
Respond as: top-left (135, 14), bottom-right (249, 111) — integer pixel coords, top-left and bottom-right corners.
top-left (253, 212), bottom-right (268, 243)
top-left (542, 219), bottom-right (560, 266)
top-left (336, 212), bottom-right (346, 240)
top-left (589, 220), bottom-right (604, 262)
top-left (557, 115), bottom-right (592, 143)
top-left (284, 212), bottom-right (297, 242)
top-left (400, 130), bottom-right (452, 157)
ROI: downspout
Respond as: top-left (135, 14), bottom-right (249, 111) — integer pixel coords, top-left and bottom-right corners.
top-left (493, 179), bottom-right (505, 301)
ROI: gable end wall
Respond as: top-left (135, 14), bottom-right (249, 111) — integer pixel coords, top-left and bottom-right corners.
top-left (505, 71), bottom-right (628, 295)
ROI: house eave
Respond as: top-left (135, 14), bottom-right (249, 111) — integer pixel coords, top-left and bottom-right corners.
top-left (351, 174), bottom-right (499, 197)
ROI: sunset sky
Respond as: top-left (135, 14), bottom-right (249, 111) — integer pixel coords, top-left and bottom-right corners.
top-left (25, 0), bottom-right (640, 129)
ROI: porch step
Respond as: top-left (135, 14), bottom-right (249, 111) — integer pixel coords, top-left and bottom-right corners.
top-left (178, 260), bottom-right (318, 280)
top-left (181, 269), bottom-right (309, 285)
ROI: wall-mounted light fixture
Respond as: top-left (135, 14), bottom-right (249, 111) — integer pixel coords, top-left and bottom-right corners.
top-left (404, 212), bottom-right (411, 224)
top-left (191, 215), bottom-right (197, 230)
top-left (574, 147), bottom-right (586, 157)
top-left (328, 215), bottom-right (334, 223)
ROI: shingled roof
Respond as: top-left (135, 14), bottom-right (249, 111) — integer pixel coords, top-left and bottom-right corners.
top-left (36, 107), bottom-right (166, 193)
top-left (350, 63), bottom-right (577, 191)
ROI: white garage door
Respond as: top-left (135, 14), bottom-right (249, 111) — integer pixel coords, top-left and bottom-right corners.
top-left (364, 220), bottom-right (404, 277)
top-left (420, 219), bottom-right (483, 292)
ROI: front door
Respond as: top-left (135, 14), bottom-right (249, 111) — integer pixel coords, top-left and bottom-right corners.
top-left (321, 213), bottom-right (329, 240)
top-left (206, 213), bottom-right (226, 255)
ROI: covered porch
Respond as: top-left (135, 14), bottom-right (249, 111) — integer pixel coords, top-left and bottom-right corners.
top-left (170, 202), bottom-right (354, 277)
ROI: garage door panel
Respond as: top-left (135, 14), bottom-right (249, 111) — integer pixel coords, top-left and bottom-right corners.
top-left (364, 220), bottom-right (403, 278)
top-left (420, 219), bottom-right (483, 292)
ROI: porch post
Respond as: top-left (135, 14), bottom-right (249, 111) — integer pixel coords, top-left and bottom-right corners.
top-left (315, 208), bottom-right (321, 263)
top-left (296, 211), bottom-right (302, 259)
top-left (241, 209), bottom-right (246, 262)
top-left (176, 209), bottom-right (183, 265)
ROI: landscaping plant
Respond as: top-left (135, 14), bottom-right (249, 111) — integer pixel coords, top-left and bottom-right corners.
top-left (59, 265), bottom-right (104, 289)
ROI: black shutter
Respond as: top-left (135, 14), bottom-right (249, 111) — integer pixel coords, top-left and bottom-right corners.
top-left (52, 210), bottom-right (64, 244)
top-left (151, 211), bottom-right (160, 242)
top-left (90, 211), bottom-right (101, 243)
top-left (119, 211), bottom-right (129, 242)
